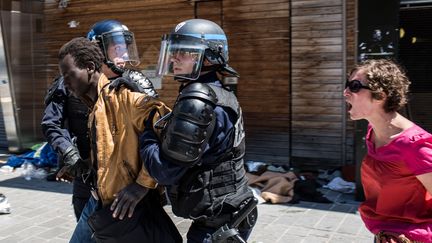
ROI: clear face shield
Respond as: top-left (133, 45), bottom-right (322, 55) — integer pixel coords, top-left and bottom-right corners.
top-left (156, 34), bottom-right (205, 80)
top-left (101, 30), bottom-right (140, 67)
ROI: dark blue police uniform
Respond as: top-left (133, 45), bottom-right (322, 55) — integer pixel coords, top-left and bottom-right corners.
top-left (140, 72), bottom-right (256, 243)
top-left (41, 76), bottom-right (91, 220)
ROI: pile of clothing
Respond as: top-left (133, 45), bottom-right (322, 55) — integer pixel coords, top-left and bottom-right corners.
top-left (4, 142), bottom-right (57, 180)
top-left (245, 161), bottom-right (332, 204)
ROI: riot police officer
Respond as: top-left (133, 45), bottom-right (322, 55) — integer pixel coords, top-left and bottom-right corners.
top-left (86, 19), bottom-right (157, 97)
top-left (42, 75), bottom-right (91, 220)
top-left (139, 19), bottom-right (258, 242)
top-left (41, 19), bottom-right (158, 221)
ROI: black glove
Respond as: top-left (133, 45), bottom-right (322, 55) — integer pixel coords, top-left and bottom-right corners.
top-left (109, 77), bottom-right (145, 93)
top-left (57, 146), bottom-right (90, 179)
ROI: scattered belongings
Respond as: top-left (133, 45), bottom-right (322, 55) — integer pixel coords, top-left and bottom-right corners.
top-left (5, 142), bottom-right (57, 169)
top-left (247, 171), bottom-right (298, 204)
top-left (0, 193), bottom-right (11, 214)
top-left (323, 177), bottom-right (356, 194)
top-left (245, 161), bottom-right (333, 204)
top-left (2, 142), bottom-right (57, 180)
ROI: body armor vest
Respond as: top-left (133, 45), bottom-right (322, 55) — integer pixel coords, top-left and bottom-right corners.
top-left (168, 84), bottom-right (252, 221)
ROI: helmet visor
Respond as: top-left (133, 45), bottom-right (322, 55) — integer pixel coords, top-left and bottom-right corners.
top-left (101, 30), bottom-right (140, 66)
top-left (156, 35), bottom-right (205, 80)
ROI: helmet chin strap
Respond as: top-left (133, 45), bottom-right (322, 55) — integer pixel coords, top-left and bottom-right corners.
top-left (201, 65), bottom-right (220, 73)
top-left (105, 60), bottom-right (124, 76)
top-left (202, 51), bottom-right (239, 77)
top-left (174, 54), bottom-right (239, 82)
top-left (174, 66), bottom-right (218, 82)
top-left (201, 64), bottom-right (239, 78)
top-left (218, 65), bottom-right (239, 77)
top-left (174, 76), bottom-right (186, 82)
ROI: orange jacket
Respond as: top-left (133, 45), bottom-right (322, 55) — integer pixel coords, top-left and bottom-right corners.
top-left (88, 74), bottom-right (170, 205)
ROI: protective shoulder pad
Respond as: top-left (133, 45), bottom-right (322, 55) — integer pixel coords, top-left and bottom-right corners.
top-left (208, 85), bottom-right (240, 116)
top-left (161, 82), bottom-right (218, 166)
top-left (209, 85), bottom-right (245, 148)
top-left (124, 69), bottom-right (158, 98)
top-left (44, 76), bottom-right (66, 106)
top-left (178, 82), bottom-right (219, 104)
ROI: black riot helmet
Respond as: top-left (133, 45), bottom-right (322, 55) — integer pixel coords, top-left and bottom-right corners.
top-left (156, 19), bottom-right (239, 81)
top-left (87, 19), bottom-right (140, 75)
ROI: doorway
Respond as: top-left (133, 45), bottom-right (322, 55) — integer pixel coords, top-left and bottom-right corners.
top-left (399, 4), bottom-right (432, 132)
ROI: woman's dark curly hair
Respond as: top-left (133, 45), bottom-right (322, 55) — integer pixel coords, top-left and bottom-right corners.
top-left (351, 59), bottom-right (411, 113)
top-left (58, 37), bottom-right (104, 72)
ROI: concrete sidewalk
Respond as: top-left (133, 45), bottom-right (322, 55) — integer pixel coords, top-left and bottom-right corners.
top-left (0, 171), bottom-right (373, 243)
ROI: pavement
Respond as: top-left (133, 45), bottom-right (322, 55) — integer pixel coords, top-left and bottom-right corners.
top-left (0, 168), bottom-right (374, 243)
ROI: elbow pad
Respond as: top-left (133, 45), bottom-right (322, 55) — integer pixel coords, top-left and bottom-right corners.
top-left (161, 83), bottom-right (217, 166)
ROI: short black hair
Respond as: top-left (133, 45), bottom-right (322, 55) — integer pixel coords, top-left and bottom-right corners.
top-left (58, 37), bottom-right (104, 72)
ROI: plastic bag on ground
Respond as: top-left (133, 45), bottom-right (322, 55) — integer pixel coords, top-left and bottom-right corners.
top-left (16, 161), bottom-right (48, 180)
top-left (0, 193), bottom-right (11, 214)
top-left (20, 161), bottom-right (35, 180)
top-left (323, 176), bottom-right (356, 194)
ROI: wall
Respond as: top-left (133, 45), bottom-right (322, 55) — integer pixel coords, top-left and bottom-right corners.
top-left (223, 0), bottom-right (290, 164)
top-left (290, 0), bottom-right (354, 167)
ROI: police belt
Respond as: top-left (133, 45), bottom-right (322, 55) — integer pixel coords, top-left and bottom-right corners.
top-left (194, 213), bottom-right (232, 229)
top-left (193, 197), bottom-right (257, 229)
top-left (207, 157), bottom-right (246, 197)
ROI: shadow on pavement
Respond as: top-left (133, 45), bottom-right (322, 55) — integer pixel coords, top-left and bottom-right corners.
top-left (0, 174), bottom-right (72, 194)
top-left (263, 188), bottom-right (362, 214)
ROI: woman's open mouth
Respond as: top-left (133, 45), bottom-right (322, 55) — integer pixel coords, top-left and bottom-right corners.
top-left (346, 102), bottom-right (352, 111)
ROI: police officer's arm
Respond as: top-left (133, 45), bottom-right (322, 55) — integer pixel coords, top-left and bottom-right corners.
top-left (41, 77), bottom-right (73, 156)
top-left (139, 124), bottom-right (188, 186)
top-left (140, 104), bottom-right (235, 185)
top-left (41, 78), bottom-right (90, 179)
top-left (161, 83), bottom-right (218, 165)
top-left (124, 70), bottom-right (158, 98)
top-left (139, 83), bottom-right (223, 185)
top-left (109, 70), bottom-right (158, 97)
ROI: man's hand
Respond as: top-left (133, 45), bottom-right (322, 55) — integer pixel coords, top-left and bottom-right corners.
top-left (109, 77), bottom-right (144, 93)
top-left (55, 167), bottom-right (75, 182)
top-left (56, 146), bottom-right (90, 180)
top-left (110, 182), bottom-right (149, 220)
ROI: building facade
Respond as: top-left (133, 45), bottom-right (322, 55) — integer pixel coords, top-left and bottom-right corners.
top-left (0, 0), bottom-right (430, 171)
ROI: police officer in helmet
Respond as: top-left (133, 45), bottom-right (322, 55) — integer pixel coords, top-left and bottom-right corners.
top-left (41, 19), bottom-right (158, 221)
top-left (140, 19), bottom-right (258, 242)
top-left (42, 75), bottom-right (92, 221)
top-left (87, 19), bottom-right (158, 97)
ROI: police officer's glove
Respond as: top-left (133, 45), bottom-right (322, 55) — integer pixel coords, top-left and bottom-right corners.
top-left (56, 146), bottom-right (90, 180)
top-left (110, 182), bottom-right (149, 220)
top-left (109, 77), bottom-right (145, 93)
